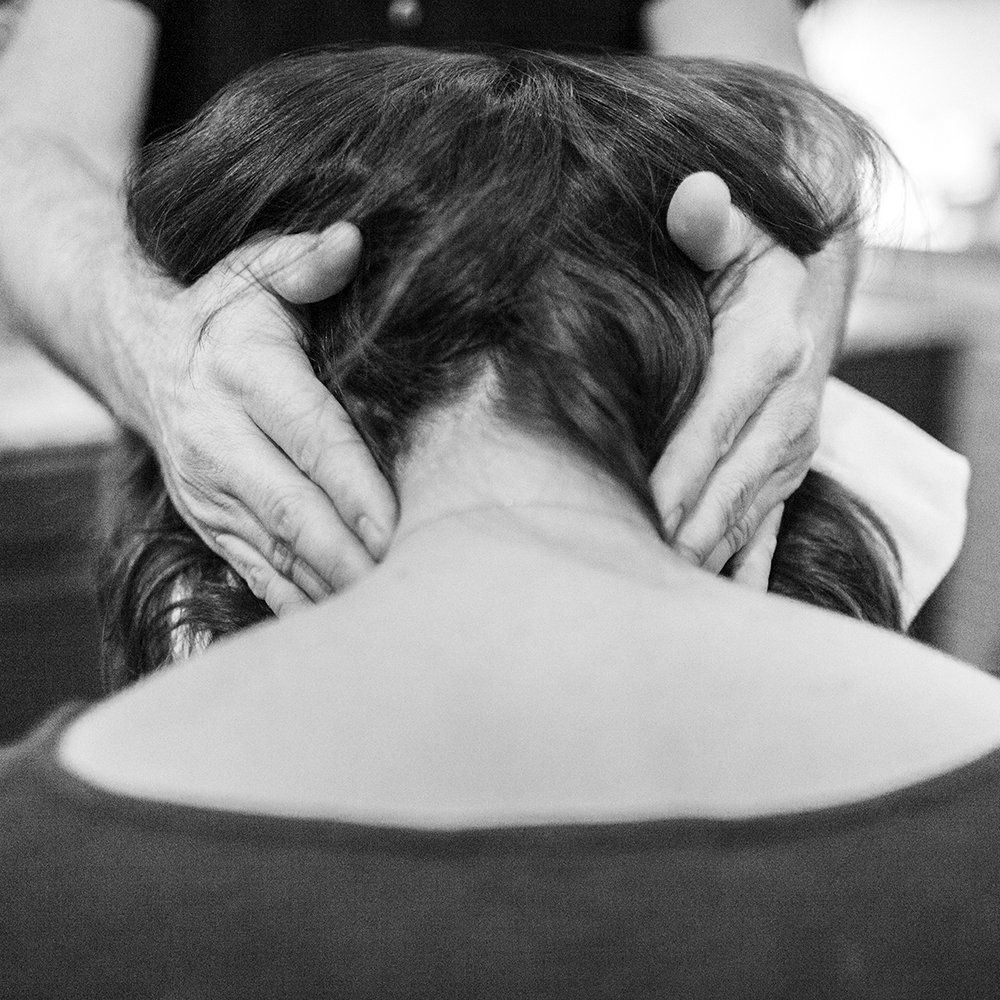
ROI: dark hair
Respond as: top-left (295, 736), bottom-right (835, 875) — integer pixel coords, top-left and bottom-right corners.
top-left (102, 46), bottom-right (899, 688)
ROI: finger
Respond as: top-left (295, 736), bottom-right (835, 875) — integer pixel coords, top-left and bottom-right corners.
top-left (162, 458), bottom-right (339, 604)
top-left (666, 172), bottom-right (753, 272)
top-left (726, 503), bottom-right (785, 591)
top-left (212, 533), bottom-right (313, 617)
top-left (673, 416), bottom-right (809, 571)
top-left (215, 505), bottom-right (336, 603)
top-left (221, 432), bottom-right (378, 592)
top-left (651, 346), bottom-right (776, 537)
top-left (241, 352), bottom-right (398, 557)
top-left (242, 221), bottom-right (363, 304)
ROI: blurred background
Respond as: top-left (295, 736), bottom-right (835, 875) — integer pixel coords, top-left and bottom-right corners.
top-left (2, 0), bottom-right (999, 741)
top-left (802, 0), bottom-right (1000, 250)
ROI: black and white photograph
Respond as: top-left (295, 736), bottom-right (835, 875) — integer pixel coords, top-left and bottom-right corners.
top-left (2, 0), bottom-right (999, 996)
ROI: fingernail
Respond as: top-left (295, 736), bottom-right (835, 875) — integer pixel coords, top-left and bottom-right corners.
top-left (356, 515), bottom-right (389, 558)
top-left (303, 223), bottom-right (343, 253)
top-left (213, 534), bottom-right (264, 595)
top-left (662, 508), bottom-right (683, 539)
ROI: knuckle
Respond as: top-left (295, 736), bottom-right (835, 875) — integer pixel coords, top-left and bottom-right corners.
top-left (198, 339), bottom-right (240, 383)
top-left (192, 325), bottom-right (251, 387)
top-left (689, 486), bottom-right (751, 553)
top-left (286, 419), bottom-right (336, 485)
top-left (718, 476), bottom-right (756, 520)
top-left (264, 489), bottom-right (306, 547)
top-left (675, 483), bottom-right (753, 566)
top-left (707, 406), bottom-right (744, 454)
top-left (237, 560), bottom-right (271, 602)
top-left (292, 418), bottom-right (373, 503)
top-left (777, 414), bottom-right (819, 468)
top-left (758, 338), bottom-right (803, 382)
top-left (722, 512), bottom-right (756, 560)
top-left (265, 539), bottom-right (297, 579)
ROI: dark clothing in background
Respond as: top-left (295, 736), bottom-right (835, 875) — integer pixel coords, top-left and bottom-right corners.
top-left (128, 0), bottom-right (650, 138)
top-left (4, 702), bottom-right (1000, 999)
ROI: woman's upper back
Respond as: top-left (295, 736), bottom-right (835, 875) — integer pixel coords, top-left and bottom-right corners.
top-left (63, 512), bottom-right (1000, 826)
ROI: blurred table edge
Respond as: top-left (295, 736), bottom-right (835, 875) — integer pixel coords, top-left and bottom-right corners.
top-left (1, 328), bottom-right (120, 455)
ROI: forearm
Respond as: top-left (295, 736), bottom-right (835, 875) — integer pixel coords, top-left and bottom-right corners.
top-left (0, 121), bottom-right (173, 434)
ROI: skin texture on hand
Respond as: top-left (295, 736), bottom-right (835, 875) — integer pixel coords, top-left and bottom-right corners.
top-left (144, 222), bottom-right (398, 615)
top-left (658, 172), bottom-right (850, 589)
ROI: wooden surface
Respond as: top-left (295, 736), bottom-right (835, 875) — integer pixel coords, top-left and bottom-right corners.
top-left (0, 327), bottom-right (120, 739)
top-left (0, 444), bottom-right (111, 740)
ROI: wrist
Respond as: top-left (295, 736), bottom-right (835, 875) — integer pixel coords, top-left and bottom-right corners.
top-left (94, 246), bottom-right (182, 442)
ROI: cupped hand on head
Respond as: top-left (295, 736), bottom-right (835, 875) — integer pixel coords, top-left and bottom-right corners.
top-left (142, 222), bottom-right (398, 615)
top-left (656, 172), bottom-right (847, 589)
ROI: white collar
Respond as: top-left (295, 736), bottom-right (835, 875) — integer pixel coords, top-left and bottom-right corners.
top-left (812, 378), bottom-right (969, 626)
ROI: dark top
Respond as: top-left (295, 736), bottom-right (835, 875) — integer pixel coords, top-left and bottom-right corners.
top-left (127, 0), bottom-right (650, 139)
top-left (4, 702), bottom-right (1000, 999)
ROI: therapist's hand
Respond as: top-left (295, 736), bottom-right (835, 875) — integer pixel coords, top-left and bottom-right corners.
top-left (143, 221), bottom-right (397, 615)
top-left (656, 172), bottom-right (853, 587)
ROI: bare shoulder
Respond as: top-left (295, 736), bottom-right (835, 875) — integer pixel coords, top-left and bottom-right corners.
top-left (58, 571), bottom-right (1000, 823)
top-left (656, 580), bottom-right (1000, 802)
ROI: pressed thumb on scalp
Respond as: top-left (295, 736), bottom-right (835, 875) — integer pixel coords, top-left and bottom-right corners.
top-left (666, 172), bottom-right (742, 272)
top-left (260, 221), bottom-right (363, 304)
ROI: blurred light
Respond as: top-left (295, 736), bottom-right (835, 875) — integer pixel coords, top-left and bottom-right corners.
top-left (800, 0), bottom-right (1000, 250)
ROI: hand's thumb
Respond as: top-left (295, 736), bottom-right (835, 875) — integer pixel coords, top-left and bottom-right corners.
top-left (252, 221), bottom-right (362, 304)
top-left (667, 172), bottom-right (747, 272)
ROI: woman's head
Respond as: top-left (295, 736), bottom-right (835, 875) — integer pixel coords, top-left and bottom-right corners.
top-left (105, 46), bottom-right (897, 685)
